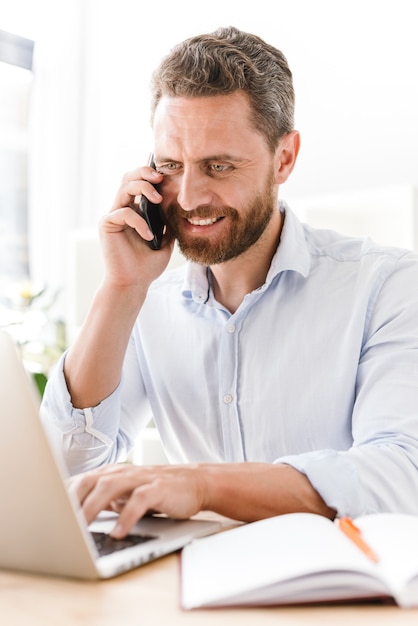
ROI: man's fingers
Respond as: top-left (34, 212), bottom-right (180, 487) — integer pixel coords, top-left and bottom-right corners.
top-left (67, 472), bottom-right (98, 513)
top-left (114, 168), bottom-right (163, 212)
top-left (80, 473), bottom-right (134, 524)
top-left (101, 207), bottom-right (154, 240)
top-left (68, 464), bottom-right (204, 537)
top-left (109, 483), bottom-right (159, 538)
top-left (120, 165), bottom-right (161, 185)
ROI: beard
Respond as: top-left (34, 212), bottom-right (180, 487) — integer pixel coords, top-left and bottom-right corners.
top-left (164, 172), bottom-right (277, 266)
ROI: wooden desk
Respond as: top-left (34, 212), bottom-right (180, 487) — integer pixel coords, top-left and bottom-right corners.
top-left (1, 552), bottom-right (418, 626)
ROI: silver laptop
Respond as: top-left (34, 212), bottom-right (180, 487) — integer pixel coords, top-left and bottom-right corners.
top-left (0, 330), bottom-right (221, 579)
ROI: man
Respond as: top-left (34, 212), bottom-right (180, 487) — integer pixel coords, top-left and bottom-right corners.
top-left (42, 26), bottom-right (418, 539)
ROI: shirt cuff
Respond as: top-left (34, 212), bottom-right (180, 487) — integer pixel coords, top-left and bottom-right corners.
top-left (275, 449), bottom-right (367, 517)
top-left (41, 351), bottom-right (123, 474)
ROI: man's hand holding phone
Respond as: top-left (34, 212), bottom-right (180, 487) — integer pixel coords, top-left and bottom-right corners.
top-left (99, 159), bottom-right (174, 291)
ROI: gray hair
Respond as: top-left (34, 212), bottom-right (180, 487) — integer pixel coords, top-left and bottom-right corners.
top-left (150, 26), bottom-right (295, 152)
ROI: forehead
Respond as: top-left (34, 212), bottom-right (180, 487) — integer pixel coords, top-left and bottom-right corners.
top-left (153, 91), bottom-right (252, 124)
top-left (152, 92), bottom-right (267, 157)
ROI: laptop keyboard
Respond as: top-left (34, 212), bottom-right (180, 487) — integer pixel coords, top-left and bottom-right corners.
top-left (91, 531), bottom-right (155, 557)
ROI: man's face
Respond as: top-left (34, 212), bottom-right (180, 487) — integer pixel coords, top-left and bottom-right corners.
top-left (152, 93), bottom-right (279, 265)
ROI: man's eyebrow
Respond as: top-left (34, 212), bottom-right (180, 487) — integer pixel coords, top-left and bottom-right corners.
top-left (155, 154), bottom-right (248, 164)
top-left (203, 154), bottom-right (248, 163)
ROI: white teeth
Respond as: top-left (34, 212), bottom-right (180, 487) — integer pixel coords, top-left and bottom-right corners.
top-left (188, 217), bottom-right (220, 226)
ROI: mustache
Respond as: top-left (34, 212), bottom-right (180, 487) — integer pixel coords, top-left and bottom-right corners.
top-left (166, 204), bottom-right (238, 220)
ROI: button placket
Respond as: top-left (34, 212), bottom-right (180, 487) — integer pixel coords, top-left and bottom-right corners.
top-left (217, 318), bottom-right (244, 461)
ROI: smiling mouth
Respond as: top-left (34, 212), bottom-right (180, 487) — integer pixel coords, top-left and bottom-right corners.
top-left (187, 216), bottom-right (224, 226)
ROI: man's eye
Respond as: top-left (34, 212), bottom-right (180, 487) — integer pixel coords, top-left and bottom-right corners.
top-left (158, 162), bottom-right (178, 174)
top-left (210, 163), bottom-right (227, 173)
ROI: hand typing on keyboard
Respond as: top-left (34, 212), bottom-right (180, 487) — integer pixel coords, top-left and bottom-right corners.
top-left (68, 463), bottom-right (207, 539)
top-left (67, 461), bottom-right (331, 539)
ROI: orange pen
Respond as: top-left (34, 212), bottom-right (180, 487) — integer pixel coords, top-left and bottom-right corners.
top-left (338, 517), bottom-right (380, 563)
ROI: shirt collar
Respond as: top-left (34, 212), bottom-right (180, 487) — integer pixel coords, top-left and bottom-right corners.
top-left (181, 200), bottom-right (311, 302)
top-left (268, 200), bottom-right (311, 280)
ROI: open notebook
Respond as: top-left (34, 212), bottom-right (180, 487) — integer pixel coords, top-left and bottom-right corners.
top-left (0, 330), bottom-right (220, 579)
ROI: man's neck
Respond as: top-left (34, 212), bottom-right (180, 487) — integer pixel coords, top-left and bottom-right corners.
top-left (209, 210), bottom-right (284, 314)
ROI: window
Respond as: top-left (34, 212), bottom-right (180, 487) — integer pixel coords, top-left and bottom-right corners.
top-left (0, 30), bottom-right (34, 294)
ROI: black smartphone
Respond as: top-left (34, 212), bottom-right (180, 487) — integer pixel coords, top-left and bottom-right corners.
top-left (136, 155), bottom-right (165, 250)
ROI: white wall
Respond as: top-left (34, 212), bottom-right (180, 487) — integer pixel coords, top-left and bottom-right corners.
top-left (3, 0), bottom-right (418, 296)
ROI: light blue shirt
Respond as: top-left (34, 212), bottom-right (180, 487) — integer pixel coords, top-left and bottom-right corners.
top-left (42, 203), bottom-right (418, 518)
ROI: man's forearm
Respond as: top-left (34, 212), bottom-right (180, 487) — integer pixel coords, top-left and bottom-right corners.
top-left (202, 462), bottom-right (336, 522)
top-left (64, 282), bottom-right (146, 408)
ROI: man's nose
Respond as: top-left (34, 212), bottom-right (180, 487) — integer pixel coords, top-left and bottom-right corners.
top-left (176, 169), bottom-right (213, 211)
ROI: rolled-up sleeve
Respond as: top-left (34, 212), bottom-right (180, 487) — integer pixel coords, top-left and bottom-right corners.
top-left (41, 336), bottom-right (151, 474)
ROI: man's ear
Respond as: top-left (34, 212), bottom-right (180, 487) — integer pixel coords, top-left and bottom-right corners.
top-left (274, 130), bottom-right (300, 184)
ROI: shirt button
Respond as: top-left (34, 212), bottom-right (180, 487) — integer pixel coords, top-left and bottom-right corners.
top-left (226, 324), bottom-right (235, 333)
top-left (223, 394), bottom-right (233, 404)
